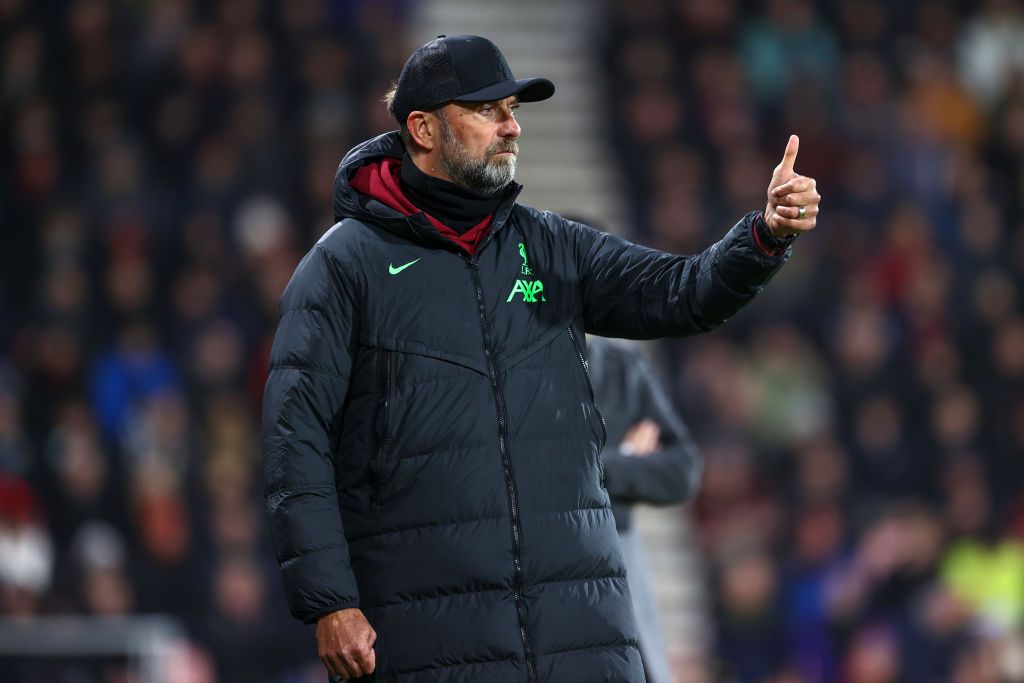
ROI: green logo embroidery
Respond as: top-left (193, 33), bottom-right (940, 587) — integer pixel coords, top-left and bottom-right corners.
top-left (518, 242), bottom-right (533, 275)
top-left (388, 258), bottom-right (420, 275)
top-left (508, 242), bottom-right (544, 302)
top-left (507, 279), bottom-right (546, 303)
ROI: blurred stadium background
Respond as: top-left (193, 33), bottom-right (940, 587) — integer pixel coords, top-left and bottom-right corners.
top-left (2, 0), bottom-right (1024, 681)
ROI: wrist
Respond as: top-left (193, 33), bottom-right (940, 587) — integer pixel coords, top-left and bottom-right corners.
top-left (753, 211), bottom-right (794, 256)
top-left (761, 206), bottom-right (790, 238)
top-left (314, 604), bottom-right (360, 624)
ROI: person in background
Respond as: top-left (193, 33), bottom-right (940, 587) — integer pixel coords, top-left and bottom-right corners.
top-left (588, 335), bottom-right (703, 683)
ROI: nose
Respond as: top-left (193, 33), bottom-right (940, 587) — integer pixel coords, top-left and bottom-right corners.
top-left (498, 105), bottom-right (520, 138)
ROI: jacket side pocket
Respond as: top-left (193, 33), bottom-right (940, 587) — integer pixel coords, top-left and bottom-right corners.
top-left (371, 350), bottom-right (396, 506)
top-left (567, 326), bottom-right (608, 486)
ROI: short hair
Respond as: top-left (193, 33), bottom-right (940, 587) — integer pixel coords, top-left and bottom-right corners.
top-left (383, 82), bottom-right (399, 119)
top-left (383, 82), bottom-right (414, 149)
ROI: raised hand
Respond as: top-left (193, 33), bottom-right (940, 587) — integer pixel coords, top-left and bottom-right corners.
top-left (764, 134), bottom-right (821, 238)
top-left (316, 608), bottom-right (377, 679)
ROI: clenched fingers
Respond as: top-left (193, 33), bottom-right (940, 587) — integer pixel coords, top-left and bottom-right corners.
top-left (325, 643), bottom-right (374, 679)
top-left (767, 213), bottom-right (816, 233)
top-left (772, 175), bottom-right (815, 197)
top-left (357, 633), bottom-right (377, 675)
top-left (322, 652), bottom-right (360, 679)
top-left (775, 204), bottom-right (820, 220)
top-left (775, 189), bottom-right (821, 208)
top-left (316, 608), bottom-right (377, 680)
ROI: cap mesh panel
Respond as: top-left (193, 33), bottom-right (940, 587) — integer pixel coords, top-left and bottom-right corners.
top-left (392, 40), bottom-right (461, 123)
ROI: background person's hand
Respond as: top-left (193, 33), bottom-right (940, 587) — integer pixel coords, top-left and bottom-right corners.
top-left (764, 134), bottom-right (821, 238)
top-left (316, 608), bottom-right (377, 679)
top-left (620, 419), bottom-right (661, 457)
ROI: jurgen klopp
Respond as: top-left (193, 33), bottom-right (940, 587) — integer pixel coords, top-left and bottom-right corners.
top-left (262, 34), bottom-right (820, 682)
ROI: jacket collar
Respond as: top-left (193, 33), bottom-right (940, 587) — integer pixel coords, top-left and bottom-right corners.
top-left (332, 131), bottom-right (522, 253)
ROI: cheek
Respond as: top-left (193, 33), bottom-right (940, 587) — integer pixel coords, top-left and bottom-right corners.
top-left (469, 134), bottom-right (492, 157)
top-left (455, 123), bottom-right (493, 156)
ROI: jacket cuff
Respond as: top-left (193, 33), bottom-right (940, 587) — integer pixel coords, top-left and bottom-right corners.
top-left (751, 211), bottom-right (795, 256)
top-left (280, 546), bottom-right (361, 624)
top-left (309, 600), bottom-right (361, 624)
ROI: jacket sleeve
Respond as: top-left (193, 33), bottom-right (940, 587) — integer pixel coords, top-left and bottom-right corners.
top-left (601, 347), bottom-right (703, 505)
top-left (568, 210), bottom-right (790, 338)
top-left (262, 243), bottom-right (360, 623)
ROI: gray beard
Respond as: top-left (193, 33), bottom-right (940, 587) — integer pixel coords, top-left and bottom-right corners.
top-left (438, 118), bottom-right (518, 195)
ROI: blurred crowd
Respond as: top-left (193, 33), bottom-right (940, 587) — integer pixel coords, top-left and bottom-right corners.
top-left (0, 0), bottom-right (413, 681)
top-left (2, 0), bottom-right (1024, 682)
top-left (602, 0), bottom-right (1024, 681)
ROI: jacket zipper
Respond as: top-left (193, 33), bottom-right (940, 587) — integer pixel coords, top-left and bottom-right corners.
top-left (465, 255), bottom-right (537, 683)
top-left (567, 326), bottom-right (608, 485)
top-left (373, 350), bottom-right (393, 503)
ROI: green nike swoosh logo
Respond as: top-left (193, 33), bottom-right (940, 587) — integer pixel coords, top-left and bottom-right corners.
top-left (388, 258), bottom-right (420, 275)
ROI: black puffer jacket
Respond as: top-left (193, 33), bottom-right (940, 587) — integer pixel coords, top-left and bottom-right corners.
top-left (262, 132), bottom-right (791, 682)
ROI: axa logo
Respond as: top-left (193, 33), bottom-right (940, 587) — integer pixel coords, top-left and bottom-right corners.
top-left (507, 241), bottom-right (545, 303)
top-left (507, 279), bottom-right (545, 303)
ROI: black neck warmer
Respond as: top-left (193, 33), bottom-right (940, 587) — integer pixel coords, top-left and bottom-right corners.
top-left (399, 154), bottom-right (506, 234)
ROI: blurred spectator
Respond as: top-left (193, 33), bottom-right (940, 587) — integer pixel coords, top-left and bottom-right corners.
top-left (202, 553), bottom-right (280, 683)
top-left (71, 522), bottom-right (134, 617)
top-left (941, 532), bottom-right (1024, 633)
top-left (0, 475), bottom-right (53, 619)
top-left (90, 322), bottom-right (180, 443)
top-left (740, 0), bottom-right (841, 106)
top-left (0, 372), bottom-right (31, 475)
top-left (42, 400), bottom-right (128, 550)
top-left (842, 623), bottom-right (902, 683)
top-left (714, 545), bottom-right (787, 681)
top-left (957, 0), bottom-right (1024, 107)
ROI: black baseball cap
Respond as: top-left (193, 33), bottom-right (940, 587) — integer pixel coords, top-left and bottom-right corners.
top-left (389, 35), bottom-right (555, 124)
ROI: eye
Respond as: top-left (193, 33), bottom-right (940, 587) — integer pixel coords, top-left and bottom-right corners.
top-left (479, 105), bottom-right (494, 114)
top-left (510, 104), bottom-right (521, 115)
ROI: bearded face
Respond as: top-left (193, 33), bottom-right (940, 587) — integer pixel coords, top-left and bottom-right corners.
top-left (437, 114), bottom-right (518, 195)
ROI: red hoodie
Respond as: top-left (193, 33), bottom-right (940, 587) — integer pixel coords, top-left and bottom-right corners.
top-left (349, 157), bottom-right (493, 255)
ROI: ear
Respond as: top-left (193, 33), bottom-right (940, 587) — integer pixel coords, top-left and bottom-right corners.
top-left (406, 110), bottom-right (439, 151)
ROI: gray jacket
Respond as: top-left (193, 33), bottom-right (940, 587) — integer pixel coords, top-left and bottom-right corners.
top-left (588, 337), bottom-right (702, 530)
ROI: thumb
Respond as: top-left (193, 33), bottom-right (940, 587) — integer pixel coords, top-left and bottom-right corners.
top-left (778, 134), bottom-right (799, 175)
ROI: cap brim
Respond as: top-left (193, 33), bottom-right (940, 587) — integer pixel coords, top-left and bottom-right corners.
top-left (455, 77), bottom-right (555, 104)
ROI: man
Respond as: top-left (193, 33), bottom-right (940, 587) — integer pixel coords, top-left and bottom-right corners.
top-left (588, 336), bottom-right (702, 683)
top-left (262, 35), bottom-right (820, 682)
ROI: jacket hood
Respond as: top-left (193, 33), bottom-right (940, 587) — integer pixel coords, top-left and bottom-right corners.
top-left (333, 131), bottom-right (406, 225)
top-left (331, 131), bottom-right (522, 248)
